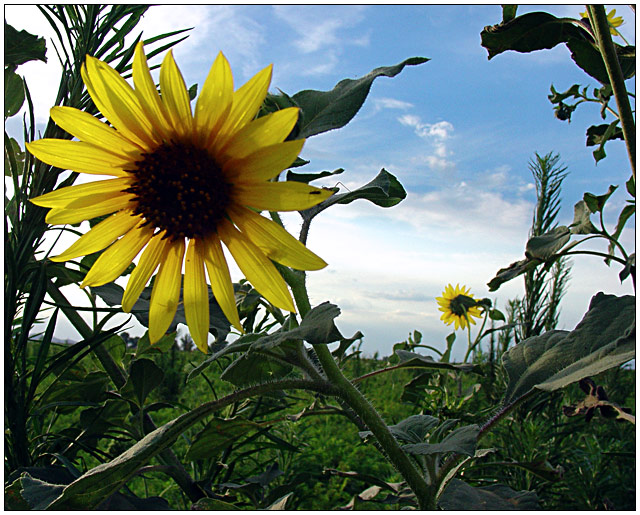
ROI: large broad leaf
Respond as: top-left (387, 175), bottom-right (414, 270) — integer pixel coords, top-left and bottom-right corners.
top-left (5, 69), bottom-right (25, 118)
top-left (92, 282), bottom-right (231, 343)
top-left (185, 417), bottom-right (262, 460)
top-left (359, 414), bottom-right (440, 445)
top-left (566, 39), bottom-right (635, 84)
top-left (292, 57), bottom-right (428, 138)
top-left (394, 349), bottom-right (477, 372)
top-left (525, 226), bottom-right (570, 259)
top-left (402, 424), bottom-right (480, 457)
top-left (220, 349), bottom-right (294, 387)
top-left (329, 169), bottom-right (407, 209)
top-left (4, 22), bottom-right (47, 67)
top-left (249, 302), bottom-right (344, 350)
top-left (487, 257), bottom-right (542, 291)
top-left (439, 479), bottom-right (540, 510)
top-left (502, 292), bottom-right (635, 406)
top-left (480, 12), bottom-right (588, 59)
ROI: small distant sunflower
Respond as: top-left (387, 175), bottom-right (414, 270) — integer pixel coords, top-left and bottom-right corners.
top-left (436, 284), bottom-right (483, 330)
top-left (580, 8), bottom-right (624, 36)
top-left (28, 42), bottom-right (333, 352)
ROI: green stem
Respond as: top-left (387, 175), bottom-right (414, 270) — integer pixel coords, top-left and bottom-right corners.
top-left (314, 343), bottom-right (434, 508)
top-left (281, 264), bottom-right (434, 508)
top-left (588, 4), bottom-right (636, 178)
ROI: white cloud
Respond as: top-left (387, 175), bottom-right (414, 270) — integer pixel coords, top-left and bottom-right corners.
top-left (398, 115), bottom-right (456, 172)
top-left (373, 97), bottom-right (414, 111)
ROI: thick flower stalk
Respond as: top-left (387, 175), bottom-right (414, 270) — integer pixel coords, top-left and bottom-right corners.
top-left (28, 42), bottom-right (333, 352)
top-left (436, 283), bottom-right (482, 330)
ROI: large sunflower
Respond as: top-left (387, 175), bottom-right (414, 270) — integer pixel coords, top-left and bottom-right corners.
top-left (436, 283), bottom-right (483, 330)
top-left (27, 42), bottom-right (333, 352)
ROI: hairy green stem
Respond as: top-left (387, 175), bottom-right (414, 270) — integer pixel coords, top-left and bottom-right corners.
top-left (588, 4), bottom-right (636, 178)
top-left (313, 343), bottom-right (435, 509)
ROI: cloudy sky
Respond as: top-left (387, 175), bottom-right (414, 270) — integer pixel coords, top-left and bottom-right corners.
top-left (5, 4), bottom-right (635, 359)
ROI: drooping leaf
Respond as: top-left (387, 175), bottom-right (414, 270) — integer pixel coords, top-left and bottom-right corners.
top-left (566, 39), bottom-right (635, 84)
top-left (394, 349), bottom-right (477, 372)
top-left (502, 292), bottom-right (635, 406)
top-left (4, 69), bottom-right (25, 119)
top-left (583, 185), bottom-right (617, 214)
top-left (191, 498), bottom-right (239, 510)
top-left (121, 358), bottom-right (165, 407)
top-left (19, 473), bottom-right (65, 510)
top-left (286, 168), bottom-right (344, 184)
top-left (332, 169), bottom-right (407, 208)
top-left (569, 200), bottom-right (598, 235)
top-left (266, 492), bottom-right (294, 510)
top-left (220, 349), bottom-right (294, 387)
top-left (249, 302), bottom-right (344, 351)
top-left (91, 281), bottom-right (231, 343)
top-left (4, 22), bottom-right (47, 67)
top-left (488, 257), bottom-right (542, 291)
top-left (134, 331), bottom-right (176, 357)
top-left (292, 57), bottom-right (428, 138)
top-left (439, 479), bottom-right (540, 510)
top-left (360, 414), bottom-right (440, 444)
top-left (186, 417), bottom-right (262, 460)
top-left (481, 12), bottom-right (588, 60)
top-left (402, 424), bottom-right (480, 457)
top-left (586, 121), bottom-right (624, 163)
top-left (525, 226), bottom-right (571, 259)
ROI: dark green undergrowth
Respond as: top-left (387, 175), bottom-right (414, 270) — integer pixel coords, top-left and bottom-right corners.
top-left (31, 340), bottom-right (633, 510)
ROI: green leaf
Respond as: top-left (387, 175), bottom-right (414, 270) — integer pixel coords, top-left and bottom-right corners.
top-left (607, 204), bottom-right (635, 262)
top-left (402, 424), bottom-right (480, 457)
top-left (134, 331), bottom-right (176, 357)
top-left (122, 358), bottom-right (165, 407)
top-left (286, 168), bottom-right (344, 184)
top-left (569, 200), bottom-right (598, 235)
top-left (332, 169), bottom-right (407, 208)
top-left (191, 498), bottom-right (240, 510)
top-left (583, 185), bottom-right (617, 213)
top-left (501, 5), bottom-right (518, 23)
top-left (481, 12), bottom-right (588, 59)
top-left (489, 309), bottom-right (506, 322)
top-left (188, 83), bottom-right (197, 101)
top-left (525, 226), bottom-right (570, 259)
top-left (220, 350), bottom-right (293, 387)
top-left (439, 479), bottom-right (540, 510)
top-left (4, 22), bottom-right (47, 67)
top-left (566, 39), bottom-right (635, 85)
top-left (586, 122), bottom-right (624, 147)
top-left (19, 473), bottom-right (65, 510)
top-left (502, 293), bottom-right (635, 406)
top-left (360, 414), bottom-right (440, 444)
top-left (292, 57), bottom-right (428, 138)
top-left (186, 417), bottom-right (262, 460)
top-left (249, 301), bottom-right (344, 350)
top-left (266, 492), bottom-right (294, 510)
top-left (395, 349), bottom-right (477, 372)
top-left (38, 371), bottom-right (110, 409)
top-left (92, 282), bottom-right (231, 343)
top-left (440, 332), bottom-right (456, 363)
top-left (4, 69), bottom-right (25, 119)
top-left (586, 121), bottom-right (623, 163)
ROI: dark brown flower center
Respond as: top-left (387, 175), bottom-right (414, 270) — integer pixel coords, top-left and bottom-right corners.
top-left (449, 294), bottom-right (476, 317)
top-left (126, 141), bottom-right (232, 240)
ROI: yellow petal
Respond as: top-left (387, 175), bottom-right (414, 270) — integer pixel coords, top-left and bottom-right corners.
top-left (218, 220), bottom-right (295, 313)
top-left (149, 238), bottom-right (185, 344)
top-left (234, 181), bottom-right (333, 211)
top-left (122, 231), bottom-right (170, 312)
top-left (45, 193), bottom-right (135, 225)
top-left (230, 205), bottom-right (327, 270)
top-left (224, 139), bottom-right (304, 183)
top-left (132, 42), bottom-right (172, 142)
top-left (215, 64), bottom-right (272, 148)
top-left (221, 107), bottom-right (300, 160)
top-left (160, 50), bottom-right (192, 138)
top-left (26, 140), bottom-right (131, 177)
top-left (50, 106), bottom-right (143, 159)
top-left (30, 177), bottom-right (131, 209)
top-left (202, 234), bottom-right (243, 332)
top-left (81, 223), bottom-right (154, 287)
top-left (195, 51), bottom-right (233, 146)
top-left (50, 210), bottom-right (141, 262)
top-left (184, 239), bottom-right (210, 352)
top-left (82, 56), bottom-right (157, 149)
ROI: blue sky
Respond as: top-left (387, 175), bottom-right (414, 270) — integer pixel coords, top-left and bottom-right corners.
top-left (5, 5), bottom-right (636, 358)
